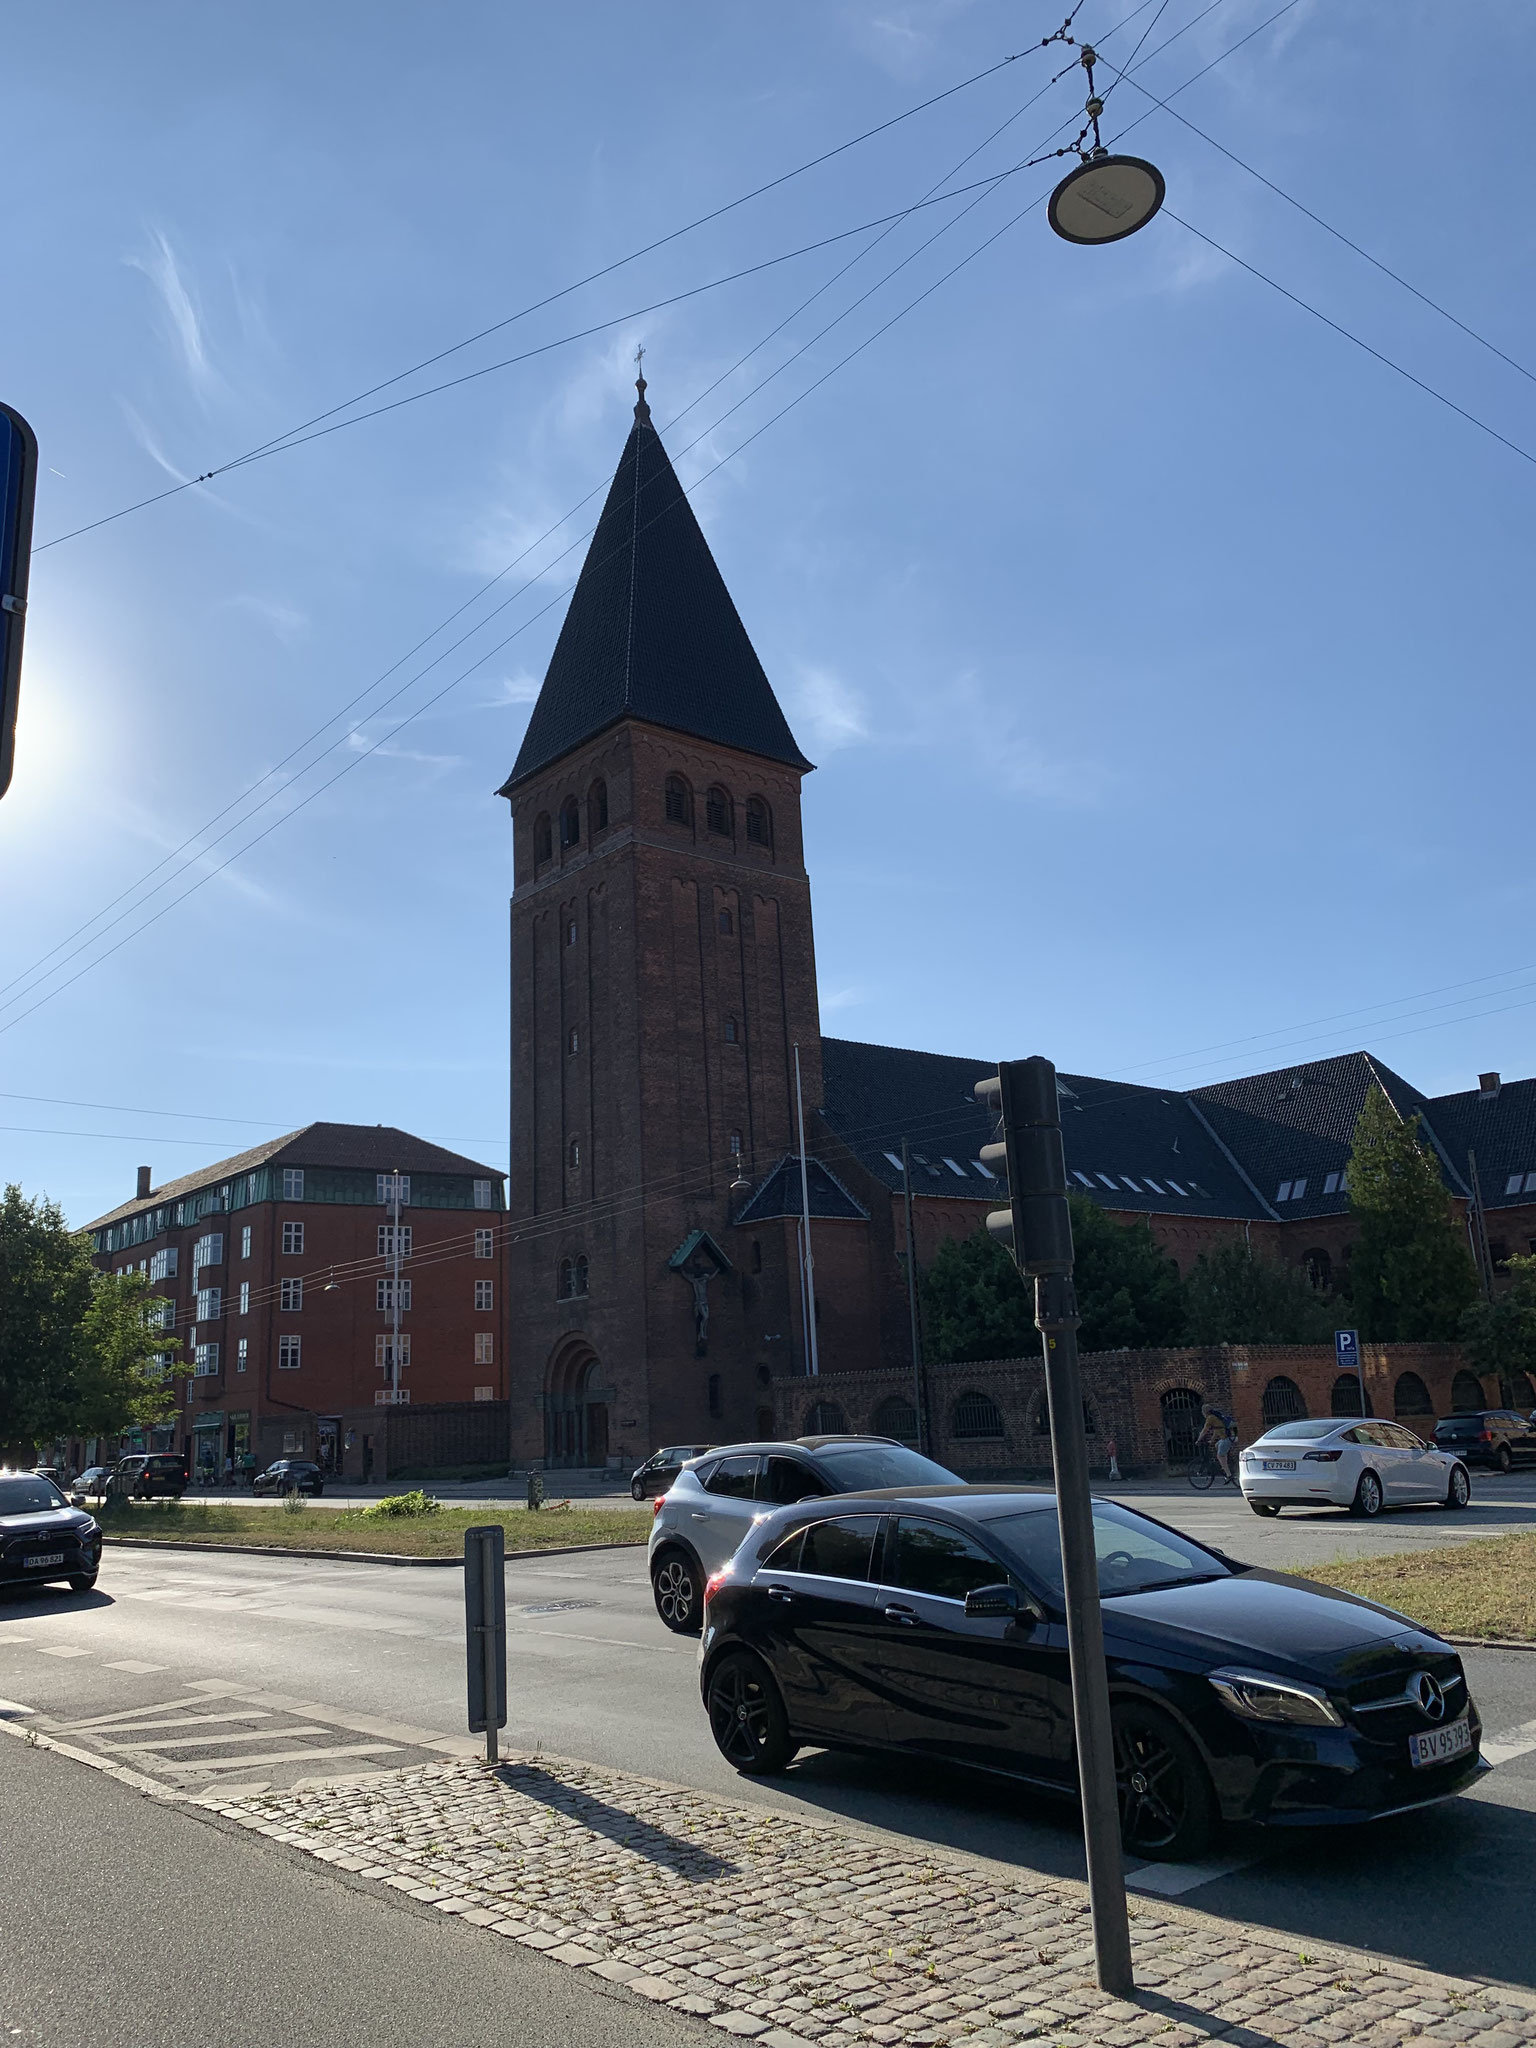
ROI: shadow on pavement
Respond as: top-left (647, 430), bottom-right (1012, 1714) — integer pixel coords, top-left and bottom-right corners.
top-left (494, 1760), bottom-right (737, 1881)
top-left (0, 1586), bottom-right (114, 1617)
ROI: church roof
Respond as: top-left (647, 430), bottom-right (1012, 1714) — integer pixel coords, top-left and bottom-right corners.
top-left (498, 381), bottom-right (812, 793)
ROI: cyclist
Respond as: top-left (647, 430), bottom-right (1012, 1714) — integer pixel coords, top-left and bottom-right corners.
top-left (1195, 1403), bottom-right (1239, 1484)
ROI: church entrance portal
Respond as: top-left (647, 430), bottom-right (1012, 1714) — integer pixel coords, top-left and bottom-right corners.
top-left (545, 1339), bottom-right (611, 1468)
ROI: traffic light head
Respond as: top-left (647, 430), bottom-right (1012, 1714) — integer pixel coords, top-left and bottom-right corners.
top-left (975, 1056), bottom-right (1075, 1277)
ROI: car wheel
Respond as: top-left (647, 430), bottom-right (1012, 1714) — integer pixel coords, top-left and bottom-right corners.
top-left (1495, 1445), bottom-right (1513, 1475)
top-left (631, 1480), bottom-right (645, 1501)
top-left (650, 1548), bottom-right (703, 1634)
top-left (1248, 1501), bottom-right (1281, 1518)
top-left (1446, 1463), bottom-right (1471, 1510)
top-left (68, 1573), bottom-right (98, 1593)
top-left (706, 1651), bottom-right (798, 1776)
top-left (1351, 1470), bottom-right (1385, 1518)
top-left (1112, 1702), bottom-right (1215, 1862)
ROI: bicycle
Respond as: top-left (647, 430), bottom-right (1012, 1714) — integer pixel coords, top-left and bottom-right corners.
top-left (1187, 1442), bottom-right (1238, 1490)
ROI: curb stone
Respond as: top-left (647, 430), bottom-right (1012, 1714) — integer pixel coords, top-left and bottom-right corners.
top-left (101, 1536), bottom-right (644, 1566)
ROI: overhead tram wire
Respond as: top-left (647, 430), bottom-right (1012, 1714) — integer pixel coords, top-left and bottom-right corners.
top-left (0, 2), bottom-right (1185, 1014)
top-left (34, 25), bottom-right (1089, 556)
top-left (1, 0), bottom-right (1239, 1030)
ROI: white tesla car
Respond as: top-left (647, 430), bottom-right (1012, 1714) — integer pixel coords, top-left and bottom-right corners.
top-left (1239, 1418), bottom-right (1472, 1519)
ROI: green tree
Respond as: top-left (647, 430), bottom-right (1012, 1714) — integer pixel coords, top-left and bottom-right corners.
top-left (1462, 1253), bottom-right (1536, 1404)
top-left (1346, 1087), bottom-right (1478, 1340)
top-left (919, 1196), bottom-right (1186, 1363)
top-left (0, 1184), bottom-right (184, 1454)
top-left (1183, 1240), bottom-right (1336, 1344)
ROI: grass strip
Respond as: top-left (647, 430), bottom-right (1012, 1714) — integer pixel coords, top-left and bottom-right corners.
top-left (94, 1499), bottom-right (650, 1557)
top-left (1299, 1530), bottom-right (1536, 1643)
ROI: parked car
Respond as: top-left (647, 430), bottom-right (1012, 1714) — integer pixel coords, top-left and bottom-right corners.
top-left (630, 1445), bottom-right (714, 1502)
top-left (697, 1485), bottom-right (1488, 1861)
top-left (113, 1452), bottom-right (189, 1500)
top-left (31, 1466), bottom-right (68, 1488)
top-left (0, 1471), bottom-right (103, 1594)
top-left (1431, 1411), bottom-right (1536, 1474)
top-left (251, 1459), bottom-right (325, 1497)
top-left (71, 1466), bottom-right (115, 1502)
top-left (649, 1435), bottom-right (959, 1633)
top-left (1238, 1419), bottom-right (1471, 1518)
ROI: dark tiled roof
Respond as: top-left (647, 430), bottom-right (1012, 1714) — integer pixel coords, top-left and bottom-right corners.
top-left (1192, 1053), bottom-right (1464, 1219)
top-left (85, 1123), bottom-right (503, 1231)
top-left (817, 1039), bottom-right (1269, 1220)
top-left (1424, 1078), bottom-right (1536, 1212)
top-left (498, 389), bottom-right (812, 792)
top-left (732, 1154), bottom-right (869, 1225)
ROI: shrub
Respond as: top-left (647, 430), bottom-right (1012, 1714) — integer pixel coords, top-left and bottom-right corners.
top-left (282, 1488), bottom-right (307, 1517)
top-left (359, 1489), bottom-right (441, 1519)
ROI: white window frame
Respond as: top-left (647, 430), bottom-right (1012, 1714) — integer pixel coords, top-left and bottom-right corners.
top-left (278, 1335), bottom-right (302, 1371)
top-left (474, 1279), bottom-right (494, 1311)
top-left (282, 1221), bottom-right (305, 1255)
top-left (239, 1282), bottom-right (250, 1315)
top-left (378, 1224), bottom-right (413, 1258)
top-left (280, 1277), bottom-right (303, 1312)
top-left (474, 1332), bottom-right (495, 1365)
top-left (240, 1225), bottom-right (252, 1259)
top-left (473, 1179), bottom-right (493, 1210)
top-left (282, 1168), bottom-right (305, 1201)
top-left (196, 1286), bottom-right (221, 1323)
top-left (376, 1277), bottom-right (412, 1312)
top-left (377, 1173), bottom-right (411, 1206)
top-left (236, 1338), bottom-right (248, 1372)
top-left (374, 1334), bottom-right (411, 1370)
top-left (474, 1228), bottom-right (494, 1259)
top-left (194, 1342), bottom-right (220, 1377)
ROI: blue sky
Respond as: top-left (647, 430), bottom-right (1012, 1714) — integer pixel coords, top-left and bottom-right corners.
top-left (2, 0), bottom-right (1533, 1229)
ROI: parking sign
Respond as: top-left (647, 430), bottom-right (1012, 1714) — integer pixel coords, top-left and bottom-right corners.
top-left (1334, 1329), bottom-right (1360, 1372)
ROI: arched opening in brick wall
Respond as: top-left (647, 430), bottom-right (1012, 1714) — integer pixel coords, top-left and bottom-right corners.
top-left (1512, 1373), bottom-right (1536, 1409)
top-left (755, 1406), bottom-right (778, 1439)
top-left (952, 1390), bottom-right (1005, 1440)
top-left (804, 1399), bottom-right (846, 1434)
top-left (871, 1395), bottom-right (920, 1446)
top-left (1304, 1248), bottom-right (1332, 1291)
top-left (1331, 1373), bottom-right (1372, 1417)
top-left (1452, 1371), bottom-right (1488, 1412)
top-left (544, 1338), bottom-right (607, 1468)
top-left (1261, 1375), bottom-right (1307, 1428)
top-left (1394, 1371), bottom-right (1434, 1417)
top-left (1160, 1388), bottom-right (1205, 1465)
top-left (1030, 1396), bottom-right (1097, 1437)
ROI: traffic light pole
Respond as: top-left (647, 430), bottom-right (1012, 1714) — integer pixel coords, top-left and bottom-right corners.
top-left (981, 1058), bottom-right (1134, 1998)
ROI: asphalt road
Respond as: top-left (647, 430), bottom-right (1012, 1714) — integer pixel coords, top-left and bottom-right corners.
top-left (0, 1731), bottom-right (720, 2048)
top-left (4, 1479), bottom-right (1535, 1996)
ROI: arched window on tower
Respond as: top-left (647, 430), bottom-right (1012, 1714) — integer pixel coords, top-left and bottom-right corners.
top-left (705, 786), bottom-right (731, 835)
top-left (533, 814), bottom-right (552, 865)
top-left (1304, 1247), bottom-right (1332, 1291)
top-left (560, 797), bottom-right (580, 849)
top-left (745, 796), bottom-right (771, 848)
top-left (729, 1130), bottom-right (743, 1157)
top-left (589, 779), bottom-right (609, 833)
top-left (664, 775), bottom-right (691, 825)
top-left (567, 1138), bottom-right (580, 1169)
top-left (718, 907), bottom-right (735, 936)
top-left (724, 1016), bottom-right (740, 1043)
top-left (574, 1254), bottom-right (589, 1296)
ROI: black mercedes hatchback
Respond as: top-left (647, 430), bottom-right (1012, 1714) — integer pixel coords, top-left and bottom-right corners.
top-left (0, 1472), bottom-right (103, 1595)
top-left (698, 1486), bottom-right (1488, 1861)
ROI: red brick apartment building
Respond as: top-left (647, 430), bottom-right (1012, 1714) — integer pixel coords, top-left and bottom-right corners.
top-left (85, 1125), bottom-right (505, 1480)
top-left (491, 374), bottom-right (1536, 1471)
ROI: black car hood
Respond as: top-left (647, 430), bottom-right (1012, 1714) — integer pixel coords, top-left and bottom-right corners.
top-left (1102, 1569), bottom-right (1441, 1679)
top-left (0, 1508), bottom-right (95, 1536)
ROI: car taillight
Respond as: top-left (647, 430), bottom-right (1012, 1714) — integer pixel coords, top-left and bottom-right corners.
top-left (1303, 1449), bottom-right (1343, 1462)
top-left (651, 1495), bottom-right (666, 1518)
top-left (1478, 1431), bottom-right (1494, 1442)
top-left (705, 1571), bottom-right (728, 1600)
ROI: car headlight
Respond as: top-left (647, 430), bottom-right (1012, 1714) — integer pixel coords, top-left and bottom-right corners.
top-left (1207, 1668), bottom-right (1343, 1727)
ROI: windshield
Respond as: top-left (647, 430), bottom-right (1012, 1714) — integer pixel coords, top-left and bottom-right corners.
top-left (814, 1444), bottom-right (957, 1490)
top-left (0, 1477), bottom-right (67, 1514)
top-left (1255, 1420), bottom-right (1341, 1441)
top-left (988, 1500), bottom-right (1232, 1600)
top-left (1435, 1417), bottom-right (1480, 1433)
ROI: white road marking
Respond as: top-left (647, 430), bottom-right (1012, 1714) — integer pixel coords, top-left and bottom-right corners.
top-left (103, 1660), bottom-right (166, 1674)
top-left (80, 1710), bottom-right (275, 1737)
top-left (62, 1694), bottom-right (244, 1731)
top-left (166, 1742), bottom-right (403, 1776)
top-left (36, 1645), bottom-right (92, 1659)
top-left (522, 1627), bottom-right (671, 1652)
top-left (0, 1698), bottom-right (35, 1717)
top-left (1127, 1853), bottom-right (1261, 1897)
top-left (0, 1636), bottom-right (35, 1646)
top-left (106, 1725), bottom-right (331, 1754)
top-left (1482, 1718), bottom-right (1536, 1765)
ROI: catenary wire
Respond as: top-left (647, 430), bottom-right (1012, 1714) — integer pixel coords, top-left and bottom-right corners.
top-left (33, 30), bottom-right (1077, 554)
top-left (1, 0), bottom-right (1237, 1029)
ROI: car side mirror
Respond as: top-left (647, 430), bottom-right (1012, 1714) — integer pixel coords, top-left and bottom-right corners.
top-left (68, 1493), bottom-right (85, 1508)
top-left (964, 1583), bottom-right (1020, 1621)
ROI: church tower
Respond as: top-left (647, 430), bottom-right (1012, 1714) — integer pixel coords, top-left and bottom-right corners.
top-left (498, 375), bottom-right (826, 1468)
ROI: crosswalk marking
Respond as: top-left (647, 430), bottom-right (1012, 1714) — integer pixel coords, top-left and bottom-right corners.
top-left (167, 1742), bottom-right (402, 1776)
top-left (61, 1694), bottom-right (245, 1731)
top-left (1127, 1852), bottom-right (1260, 1897)
top-left (74, 1710), bottom-right (274, 1737)
top-left (104, 1660), bottom-right (166, 1674)
top-left (36, 1645), bottom-right (92, 1659)
top-left (1481, 1717), bottom-right (1536, 1764)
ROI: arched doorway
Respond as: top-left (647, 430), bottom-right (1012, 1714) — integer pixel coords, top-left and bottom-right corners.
top-left (545, 1338), bottom-right (610, 1468)
top-left (1160, 1388), bottom-right (1205, 1466)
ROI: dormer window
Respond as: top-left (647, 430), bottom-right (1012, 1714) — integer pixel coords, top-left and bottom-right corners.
top-left (745, 796), bottom-right (771, 847)
top-left (560, 797), bottom-right (580, 849)
top-left (533, 813), bottom-right (553, 864)
top-left (705, 786), bottom-right (731, 835)
top-left (664, 775), bottom-right (691, 825)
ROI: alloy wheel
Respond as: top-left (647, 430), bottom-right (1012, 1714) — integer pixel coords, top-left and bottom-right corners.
top-left (1355, 1471), bottom-right (1383, 1517)
top-left (1448, 1464), bottom-right (1471, 1508)
top-left (708, 1659), bottom-right (776, 1768)
top-left (652, 1555), bottom-right (697, 1630)
top-left (1113, 1713), bottom-right (1194, 1856)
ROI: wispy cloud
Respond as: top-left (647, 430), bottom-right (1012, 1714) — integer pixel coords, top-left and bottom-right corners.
top-left (343, 730), bottom-right (464, 777)
top-left (125, 228), bottom-right (219, 396)
top-left (819, 984), bottom-right (867, 1013)
top-left (785, 663), bottom-right (868, 753)
top-left (479, 670), bottom-right (542, 709)
top-left (222, 593), bottom-right (308, 641)
top-left (118, 400), bottom-right (193, 483)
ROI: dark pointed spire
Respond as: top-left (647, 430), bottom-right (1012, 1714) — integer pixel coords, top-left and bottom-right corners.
top-left (633, 342), bottom-right (651, 424)
top-left (498, 381), bottom-right (812, 794)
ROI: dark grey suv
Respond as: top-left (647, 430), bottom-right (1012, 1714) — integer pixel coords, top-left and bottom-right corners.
top-left (1432, 1411), bottom-right (1536, 1472)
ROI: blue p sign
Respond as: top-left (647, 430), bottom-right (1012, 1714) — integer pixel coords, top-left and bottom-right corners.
top-left (1335, 1329), bottom-right (1360, 1371)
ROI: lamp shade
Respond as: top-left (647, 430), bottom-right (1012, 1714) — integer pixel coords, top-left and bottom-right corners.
top-left (1048, 154), bottom-right (1165, 244)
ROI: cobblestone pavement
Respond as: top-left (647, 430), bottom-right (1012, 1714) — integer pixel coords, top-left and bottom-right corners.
top-left (207, 1756), bottom-right (1536, 2048)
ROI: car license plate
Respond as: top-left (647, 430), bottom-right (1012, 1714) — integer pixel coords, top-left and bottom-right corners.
top-left (1409, 1717), bottom-right (1472, 1768)
top-left (1263, 1459), bottom-right (1296, 1472)
top-left (25, 1552), bottom-right (65, 1569)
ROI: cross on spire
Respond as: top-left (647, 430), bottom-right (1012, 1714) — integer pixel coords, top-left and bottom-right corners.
top-left (633, 343), bottom-right (650, 422)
